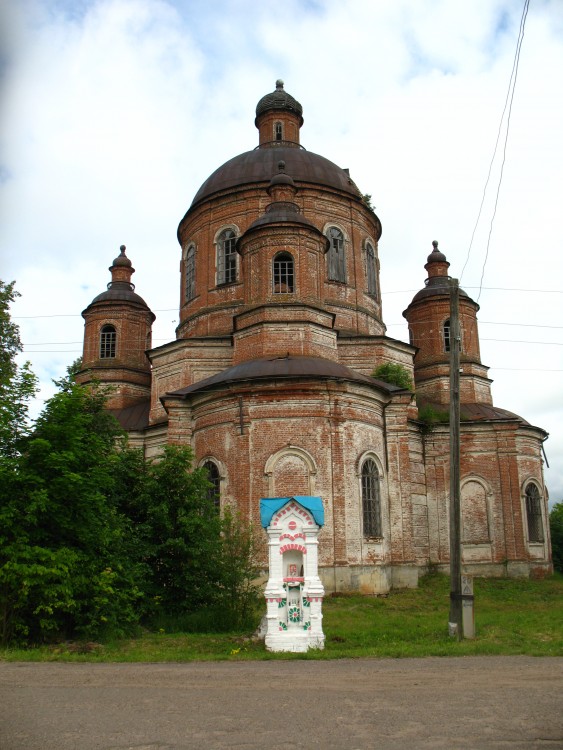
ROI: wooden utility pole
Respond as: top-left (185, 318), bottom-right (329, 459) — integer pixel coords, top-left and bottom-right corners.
top-left (448, 277), bottom-right (463, 638)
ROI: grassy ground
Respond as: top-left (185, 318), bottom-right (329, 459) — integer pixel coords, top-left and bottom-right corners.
top-left (2, 573), bottom-right (562, 662)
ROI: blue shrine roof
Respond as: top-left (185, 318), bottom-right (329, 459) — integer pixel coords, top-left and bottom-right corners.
top-left (260, 496), bottom-right (325, 528)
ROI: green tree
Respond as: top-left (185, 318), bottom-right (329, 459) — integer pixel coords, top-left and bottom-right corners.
top-left (0, 280), bottom-right (38, 457)
top-left (549, 502), bottom-right (563, 574)
top-left (218, 507), bottom-right (261, 628)
top-left (372, 362), bottom-right (413, 391)
top-left (135, 445), bottom-right (223, 616)
top-left (0, 284), bottom-right (259, 643)
top-left (111, 447), bottom-right (262, 630)
top-left (0, 382), bottom-right (143, 644)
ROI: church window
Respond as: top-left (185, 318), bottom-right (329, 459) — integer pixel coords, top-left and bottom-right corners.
top-left (273, 252), bottom-right (294, 293)
top-left (361, 458), bottom-right (382, 538)
top-left (275, 121), bottom-right (283, 141)
top-left (443, 319), bottom-right (462, 353)
top-left (203, 461), bottom-right (221, 512)
top-left (443, 319), bottom-right (451, 352)
top-left (525, 483), bottom-right (544, 542)
top-left (327, 227), bottom-right (346, 282)
top-left (100, 324), bottom-right (116, 358)
top-left (366, 241), bottom-right (377, 297)
top-left (217, 229), bottom-right (237, 285)
top-left (185, 244), bottom-right (196, 301)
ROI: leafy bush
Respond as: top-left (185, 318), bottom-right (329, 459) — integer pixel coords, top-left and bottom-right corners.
top-left (417, 403), bottom-right (450, 426)
top-left (372, 362), bottom-right (413, 391)
top-left (0, 280), bottom-right (261, 644)
top-left (0, 383), bottom-right (142, 644)
top-left (217, 507), bottom-right (261, 629)
top-left (550, 503), bottom-right (563, 573)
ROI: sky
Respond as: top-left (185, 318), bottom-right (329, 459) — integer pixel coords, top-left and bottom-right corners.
top-left (1, 0), bottom-right (562, 505)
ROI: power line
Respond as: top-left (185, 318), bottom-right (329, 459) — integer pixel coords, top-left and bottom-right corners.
top-left (13, 308), bottom-right (178, 319)
top-left (13, 285), bottom-right (563, 321)
top-left (480, 338), bottom-right (563, 346)
top-left (460, 0), bottom-right (530, 285)
top-left (386, 320), bottom-right (563, 329)
top-left (477, 320), bottom-right (563, 329)
top-left (476, 0), bottom-right (530, 300)
top-left (493, 367), bottom-right (563, 372)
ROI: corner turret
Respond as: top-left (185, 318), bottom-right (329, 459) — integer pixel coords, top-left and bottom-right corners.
top-left (402, 241), bottom-right (492, 405)
top-left (76, 245), bottom-right (155, 409)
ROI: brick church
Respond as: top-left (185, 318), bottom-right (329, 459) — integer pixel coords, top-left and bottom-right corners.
top-left (77, 81), bottom-right (552, 592)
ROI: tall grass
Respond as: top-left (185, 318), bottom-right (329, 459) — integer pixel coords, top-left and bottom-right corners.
top-left (2, 574), bottom-right (561, 662)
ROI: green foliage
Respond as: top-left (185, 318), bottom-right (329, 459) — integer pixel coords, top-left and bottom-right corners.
top-left (52, 357), bottom-right (83, 391)
top-left (362, 193), bottom-right (375, 211)
top-left (0, 286), bottom-right (263, 645)
top-left (1, 385), bottom-right (262, 645)
top-left (0, 280), bottom-right (22, 382)
top-left (0, 382), bottom-right (141, 645)
top-left (549, 503), bottom-right (563, 573)
top-left (4, 575), bottom-right (562, 661)
top-left (0, 280), bottom-right (38, 457)
top-left (417, 403), bottom-right (450, 427)
top-left (372, 362), bottom-right (413, 391)
top-left (132, 445), bottom-right (224, 617)
top-left (217, 507), bottom-right (261, 629)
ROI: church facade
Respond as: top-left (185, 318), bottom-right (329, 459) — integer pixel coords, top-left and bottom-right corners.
top-left (77, 81), bottom-right (552, 592)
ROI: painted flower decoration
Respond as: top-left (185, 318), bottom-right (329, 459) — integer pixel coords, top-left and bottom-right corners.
top-left (288, 606), bottom-right (301, 623)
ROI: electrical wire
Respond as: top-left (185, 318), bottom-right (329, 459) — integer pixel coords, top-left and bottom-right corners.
top-left (460, 0), bottom-right (530, 285)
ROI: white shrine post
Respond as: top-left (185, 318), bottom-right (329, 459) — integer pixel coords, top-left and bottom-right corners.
top-left (260, 496), bottom-right (325, 652)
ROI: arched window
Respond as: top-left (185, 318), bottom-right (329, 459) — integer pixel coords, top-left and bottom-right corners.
top-left (217, 229), bottom-right (237, 285)
top-left (273, 252), bottom-right (294, 293)
top-left (443, 319), bottom-right (451, 352)
top-left (525, 483), bottom-right (544, 542)
top-left (203, 461), bottom-right (221, 512)
top-left (327, 227), bottom-right (346, 282)
top-left (443, 319), bottom-right (462, 353)
top-left (275, 121), bottom-right (283, 141)
top-left (185, 244), bottom-right (195, 301)
top-left (100, 324), bottom-right (116, 359)
top-left (361, 458), bottom-right (382, 538)
top-left (366, 242), bottom-right (377, 297)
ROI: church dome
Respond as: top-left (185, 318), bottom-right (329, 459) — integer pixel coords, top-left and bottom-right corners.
top-left (408, 241), bottom-right (473, 306)
top-left (255, 80), bottom-right (303, 124)
top-left (166, 356), bottom-right (400, 397)
top-left (189, 146), bottom-right (361, 209)
top-left (89, 284), bottom-right (152, 309)
top-left (85, 245), bottom-right (153, 313)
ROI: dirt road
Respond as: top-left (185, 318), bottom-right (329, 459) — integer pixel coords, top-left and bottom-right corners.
top-left (1, 656), bottom-right (562, 749)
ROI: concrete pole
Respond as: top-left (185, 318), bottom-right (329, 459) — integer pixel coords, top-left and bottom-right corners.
top-left (448, 277), bottom-right (463, 639)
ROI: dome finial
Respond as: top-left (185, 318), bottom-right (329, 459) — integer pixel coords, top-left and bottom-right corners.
top-left (426, 239), bottom-right (448, 267)
top-left (112, 243), bottom-right (132, 270)
top-left (278, 160), bottom-right (286, 172)
top-left (276, 79), bottom-right (284, 90)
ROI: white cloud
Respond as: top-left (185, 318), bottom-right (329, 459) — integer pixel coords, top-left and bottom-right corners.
top-left (1, 0), bottom-right (562, 502)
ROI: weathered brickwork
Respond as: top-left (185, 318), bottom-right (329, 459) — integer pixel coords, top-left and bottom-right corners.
top-left (77, 246), bottom-right (154, 409)
top-left (79, 82), bottom-right (552, 592)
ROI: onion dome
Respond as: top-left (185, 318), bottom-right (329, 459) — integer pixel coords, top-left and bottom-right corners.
top-left (426, 239), bottom-right (447, 264)
top-left (111, 244), bottom-right (132, 267)
top-left (255, 80), bottom-right (303, 125)
top-left (268, 160), bottom-right (296, 190)
top-left (409, 241), bottom-right (473, 305)
top-left (240, 162), bottom-right (323, 239)
top-left (86, 245), bottom-right (154, 314)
